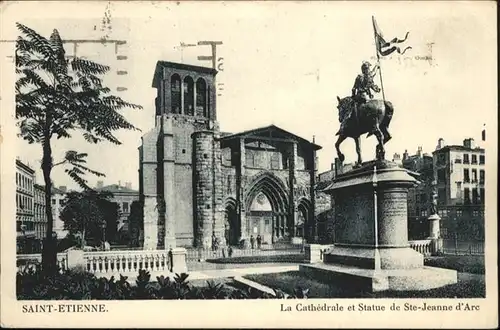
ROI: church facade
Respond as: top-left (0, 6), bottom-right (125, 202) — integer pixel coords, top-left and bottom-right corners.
top-left (138, 61), bottom-right (321, 249)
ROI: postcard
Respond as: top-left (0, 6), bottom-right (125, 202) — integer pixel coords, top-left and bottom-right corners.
top-left (1, 1), bottom-right (497, 328)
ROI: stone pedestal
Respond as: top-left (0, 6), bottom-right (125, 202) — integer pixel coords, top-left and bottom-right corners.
top-left (304, 244), bottom-right (323, 263)
top-left (304, 244), bottom-right (334, 263)
top-left (170, 248), bottom-right (188, 274)
top-left (300, 160), bottom-right (457, 292)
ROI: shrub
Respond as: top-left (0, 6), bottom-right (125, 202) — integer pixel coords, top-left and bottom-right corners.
top-left (16, 268), bottom-right (309, 300)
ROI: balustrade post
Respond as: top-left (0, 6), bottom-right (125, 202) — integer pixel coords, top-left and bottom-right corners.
top-left (66, 249), bottom-right (85, 271)
top-left (427, 214), bottom-right (443, 256)
top-left (170, 247), bottom-right (187, 273)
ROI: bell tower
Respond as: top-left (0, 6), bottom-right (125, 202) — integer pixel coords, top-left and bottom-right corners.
top-left (140, 61), bottom-right (221, 250)
top-left (152, 61), bottom-right (218, 124)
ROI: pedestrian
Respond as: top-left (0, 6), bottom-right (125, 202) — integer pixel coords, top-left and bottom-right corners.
top-left (250, 235), bottom-right (255, 249)
top-left (228, 246), bottom-right (233, 257)
top-left (256, 234), bottom-right (262, 249)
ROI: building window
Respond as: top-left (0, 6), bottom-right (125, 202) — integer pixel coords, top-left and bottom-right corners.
top-left (270, 153), bottom-right (280, 169)
top-left (123, 202), bottom-right (129, 213)
top-left (437, 169), bottom-right (446, 183)
top-left (463, 154), bottom-right (469, 164)
top-left (472, 169), bottom-right (477, 183)
top-left (183, 76), bottom-right (194, 116)
top-left (420, 210), bottom-right (427, 217)
top-left (171, 74), bottom-right (181, 114)
top-left (437, 153), bottom-right (446, 165)
top-left (479, 155), bottom-right (485, 165)
top-left (246, 152), bottom-right (255, 167)
top-left (472, 189), bottom-right (478, 204)
top-left (464, 188), bottom-right (471, 204)
top-left (479, 170), bottom-right (485, 184)
top-left (51, 199), bottom-right (56, 205)
top-left (480, 188), bottom-right (485, 204)
top-left (420, 193), bottom-right (427, 203)
top-left (454, 158), bottom-right (462, 164)
top-left (438, 209), bottom-right (448, 217)
top-left (195, 78), bottom-right (207, 117)
top-left (438, 188), bottom-right (446, 204)
top-left (456, 209), bottom-right (463, 217)
top-left (471, 154), bottom-right (477, 164)
top-left (463, 169), bottom-right (470, 183)
top-left (472, 210), bottom-right (479, 217)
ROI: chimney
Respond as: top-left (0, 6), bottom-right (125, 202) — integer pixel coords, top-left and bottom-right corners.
top-left (393, 153), bottom-right (401, 162)
top-left (118, 180), bottom-right (122, 187)
top-left (463, 138), bottom-right (475, 149)
top-left (126, 182), bottom-right (132, 189)
top-left (403, 150), bottom-right (409, 161)
top-left (330, 163), bottom-right (335, 171)
top-left (437, 138), bottom-right (445, 150)
top-left (58, 186), bottom-right (67, 193)
top-left (97, 181), bottom-right (104, 189)
top-left (334, 157), bottom-right (342, 177)
top-left (417, 146), bottom-right (423, 157)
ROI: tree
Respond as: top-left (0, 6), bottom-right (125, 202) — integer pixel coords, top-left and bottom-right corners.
top-left (15, 23), bottom-right (142, 272)
top-left (60, 191), bottom-right (104, 248)
top-left (96, 198), bottom-right (120, 244)
top-left (60, 190), bottom-right (120, 247)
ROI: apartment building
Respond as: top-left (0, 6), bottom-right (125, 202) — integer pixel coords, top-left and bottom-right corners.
top-left (433, 138), bottom-right (485, 240)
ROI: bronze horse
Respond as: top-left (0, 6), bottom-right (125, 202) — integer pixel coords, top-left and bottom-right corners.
top-left (335, 96), bottom-right (394, 165)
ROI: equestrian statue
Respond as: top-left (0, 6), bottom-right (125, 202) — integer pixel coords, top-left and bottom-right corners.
top-left (335, 60), bottom-right (394, 165)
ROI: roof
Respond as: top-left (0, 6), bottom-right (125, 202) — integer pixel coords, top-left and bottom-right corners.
top-left (51, 186), bottom-right (66, 195)
top-left (95, 184), bottom-right (139, 194)
top-left (433, 145), bottom-right (485, 153)
top-left (152, 60), bottom-right (218, 87)
top-left (16, 159), bottom-right (35, 174)
top-left (220, 125), bottom-right (322, 150)
top-left (315, 180), bottom-right (332, 191)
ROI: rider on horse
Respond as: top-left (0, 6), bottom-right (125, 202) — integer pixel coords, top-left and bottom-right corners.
top-left (340, 61), bottom-right (381, 133)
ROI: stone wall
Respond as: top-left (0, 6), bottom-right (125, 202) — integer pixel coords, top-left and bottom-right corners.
top-left (174, 164), bottom-right (194, 246)
top-left (213, 135), bottom-right (225, 247)
top-left (143, 196), bottom-right (158, 249)
top-left (221, 166), bottom-right (237, 200)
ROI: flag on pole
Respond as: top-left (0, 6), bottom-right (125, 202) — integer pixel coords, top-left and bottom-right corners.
top-left (372, 16), bottom-right (412, 57)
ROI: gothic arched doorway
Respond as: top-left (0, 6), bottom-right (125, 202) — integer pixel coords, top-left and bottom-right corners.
top-left (245, 173), bottom-right (289, 245)
top-left (224, 198), bottom-right (239, 246)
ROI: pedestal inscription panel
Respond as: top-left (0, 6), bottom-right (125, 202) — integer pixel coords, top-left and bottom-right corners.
top-left (378, 189), bottom-right (409, 247)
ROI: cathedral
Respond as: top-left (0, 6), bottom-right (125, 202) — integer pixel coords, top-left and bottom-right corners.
top-left (138, 61), bottom-right (321, 250)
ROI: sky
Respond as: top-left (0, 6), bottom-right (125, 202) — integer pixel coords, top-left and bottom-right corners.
top-left (1, 1), bottom-right (497, 191)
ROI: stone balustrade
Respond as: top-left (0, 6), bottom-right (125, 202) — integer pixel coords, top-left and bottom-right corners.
top-left (17, 248), bottom-right (188, 276)
top-left (408, 239), bottom-right (432, 256)
top-left (17, 253), bottom-right (68, 273)
top-left (84, 250), bottom-right (171, 275)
